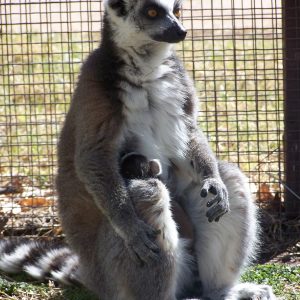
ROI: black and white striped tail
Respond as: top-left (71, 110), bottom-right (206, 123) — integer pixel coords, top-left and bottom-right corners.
top-left (0, 238), bottom-right (79, 285)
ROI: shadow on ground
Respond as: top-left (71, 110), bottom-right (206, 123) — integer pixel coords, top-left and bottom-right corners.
top-left (257, 209), bottom-right (300, 265)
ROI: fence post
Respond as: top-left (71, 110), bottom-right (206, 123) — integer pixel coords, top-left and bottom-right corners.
top-left (283, 0), bottom-right (300, 218)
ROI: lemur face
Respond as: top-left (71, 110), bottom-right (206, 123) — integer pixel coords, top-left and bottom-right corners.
top-left (120, 153), bottom-right (162, 180)
top-left (105, 0), bottom-right (186, 46)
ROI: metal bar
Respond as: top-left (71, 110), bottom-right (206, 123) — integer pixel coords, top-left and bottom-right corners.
top-left (283, 0), bottom-right (300, 218)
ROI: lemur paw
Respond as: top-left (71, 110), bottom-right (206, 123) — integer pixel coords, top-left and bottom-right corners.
top-left (126, 220), bottom-right (161, 266)
top-left (200, 178), bottom-right (230, 222)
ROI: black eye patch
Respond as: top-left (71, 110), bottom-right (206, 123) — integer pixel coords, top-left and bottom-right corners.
top-left (109, 0), bottom-right (127, 17)
top-left (142, 4), bottom-right (167, 20)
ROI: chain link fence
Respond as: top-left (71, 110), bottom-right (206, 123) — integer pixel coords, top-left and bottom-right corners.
top-left (0, 0), bottom-right (299, 259)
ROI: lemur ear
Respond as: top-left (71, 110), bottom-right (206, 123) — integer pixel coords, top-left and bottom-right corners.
top-left (149, 159), bottom-right (162, 177)
top-left (105, 0), bottom-right (127, 16)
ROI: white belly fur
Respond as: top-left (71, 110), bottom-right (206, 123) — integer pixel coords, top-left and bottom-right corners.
top-left (120, 72), bottom-right (189, 178)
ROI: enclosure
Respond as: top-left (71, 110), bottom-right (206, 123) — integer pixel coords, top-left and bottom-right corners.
top-left (0, 0), bottom-right (299, 264)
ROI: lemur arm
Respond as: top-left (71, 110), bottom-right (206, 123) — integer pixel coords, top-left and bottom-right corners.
top-left (188, 126), bottom-right (230, 222)
top-left (179, 77), bottom-right (230, 222)
top-left (72, 83), bottom-right (159, 264)
top-left (189, 128), bottom-right (219, 178)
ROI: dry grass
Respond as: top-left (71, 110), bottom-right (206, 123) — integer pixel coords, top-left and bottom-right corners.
top-left (0, 30), bottom-right (285, 234)
top-left (0, 263), bottom-right (299, 300)
top-left (0, 32), bottom-right (284, 179)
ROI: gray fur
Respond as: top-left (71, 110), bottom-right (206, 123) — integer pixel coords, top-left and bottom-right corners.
top-left (55, 0), bottom-right (277, 299)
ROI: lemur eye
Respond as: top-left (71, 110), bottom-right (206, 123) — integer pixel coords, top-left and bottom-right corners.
top-left (147, 8), bottom-right (158, 18)
top-left (174, 8), bottom-right (181, 18)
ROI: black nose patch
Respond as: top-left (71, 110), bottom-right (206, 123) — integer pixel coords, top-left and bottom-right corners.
top-left (153, 24), bottom-right (187, 43)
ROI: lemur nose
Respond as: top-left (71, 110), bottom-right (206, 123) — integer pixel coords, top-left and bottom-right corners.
top-left (177, 29), bottom-right (187, 40)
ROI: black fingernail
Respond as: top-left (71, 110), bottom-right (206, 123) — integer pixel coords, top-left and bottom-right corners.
top-left (201, 189), bottom-right (208, 197)
top-left (209, 186), bottom-right (217, 195)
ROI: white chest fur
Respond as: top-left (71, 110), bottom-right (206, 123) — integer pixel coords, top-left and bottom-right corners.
top-left (120, 65), bottom-right (188, 175)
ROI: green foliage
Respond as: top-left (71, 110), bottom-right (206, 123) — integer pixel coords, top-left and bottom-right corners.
top-left (242, 264), bottom-right (300, 300)
top-left (0, 272), bottom-right (97, 299)
top-left (0, 275), bottom-right (52, 299)
top-left (0, 264), bottom-right (299, 299)
top-left (61, 287), bottom-right (98, 300)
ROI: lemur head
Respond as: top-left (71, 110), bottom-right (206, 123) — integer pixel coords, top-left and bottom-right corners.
top-left (104, 0), bottom-right (186, 47)
top-left (120, 153), bottom-right (162, 180)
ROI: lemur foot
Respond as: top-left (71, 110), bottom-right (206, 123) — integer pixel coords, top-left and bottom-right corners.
top-left (226, 283), bottom-right (277, 300)
top-left (186, 283), bottom-right (277, 300)
top-left (200, 178), bottom-right (230, 222)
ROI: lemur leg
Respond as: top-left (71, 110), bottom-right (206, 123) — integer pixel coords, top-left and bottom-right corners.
top-left (183, 161), bottom-right (271, 299)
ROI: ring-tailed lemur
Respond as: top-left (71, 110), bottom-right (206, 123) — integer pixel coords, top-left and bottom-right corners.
top-left (56, 0), bottom-right (275, 298)
top-left (1, 0), bottom-right (276, 299)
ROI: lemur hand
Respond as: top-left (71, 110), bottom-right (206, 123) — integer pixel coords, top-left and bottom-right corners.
top-left (200, 178), bottom-right (230, 222)
top-left (126, 219), bottom-right (160, 266)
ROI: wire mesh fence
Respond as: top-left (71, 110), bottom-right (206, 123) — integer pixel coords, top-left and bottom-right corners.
top-left (0, 0), bottom-right (297, 255)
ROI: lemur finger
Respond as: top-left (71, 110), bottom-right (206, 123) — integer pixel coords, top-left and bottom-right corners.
top-left (206, 205), bottom-right (221, 222)
top-left (136, 246), bottom-right (159, 265)
top-left (144, 236), bottom-right (160, 253)
top-left (128, 248), bottom-right (145, 266)
top-left (207, 209), bottom-right (225, 222)
top-left (201, 180), bottom-right (224, 198)
top-left (209, 185), bottom-right (218, 195)
top-left (128, 243), bottom-right (146, 266)
top-left (143, 246), bottom-right (161, 264)
top-left (147, 248), bottom-right (161, 262)
top-left (200, 180), bottom-right (211, 197)
top-left (132, 241), bottom-right (160, 265)
top-left (207, 188), bottom-right (226, 206)
top-left (207, 195), bottom-right (219, 207)
top-left (214, 203), bottom-right (230, 220)
top-left (206, 202), bottom-right (228, 222)
top-left (200, 188), bottom-right (208, 198)
top-left (215, 211), bottom-right (228, 222)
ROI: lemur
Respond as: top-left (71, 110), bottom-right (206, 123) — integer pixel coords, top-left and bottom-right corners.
top-left (56, 0), bottom-right (275, 299)
top-left (0, 0), bottom-right (276, 299)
